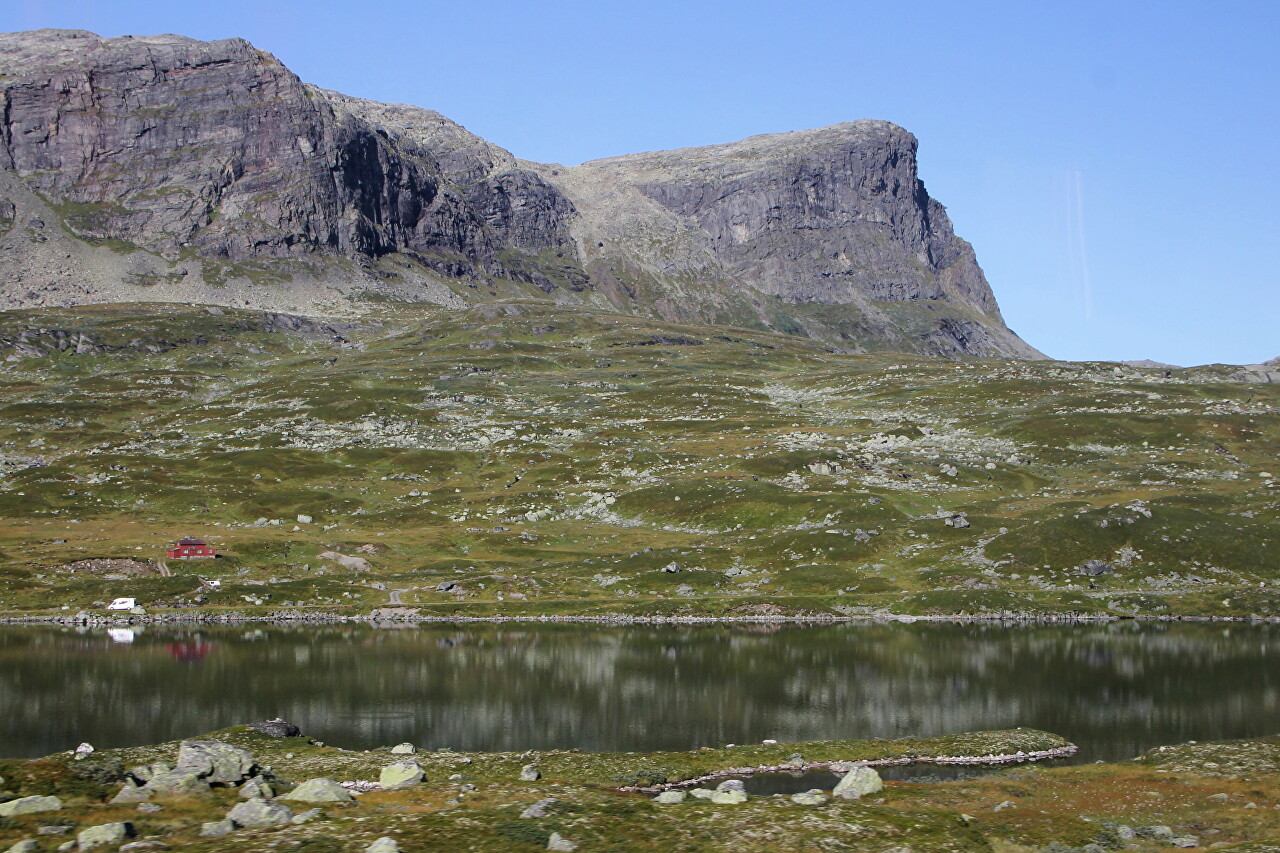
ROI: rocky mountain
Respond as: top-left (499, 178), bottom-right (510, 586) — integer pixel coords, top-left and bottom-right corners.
top-left (0, 29), bottom-right (1040, 358)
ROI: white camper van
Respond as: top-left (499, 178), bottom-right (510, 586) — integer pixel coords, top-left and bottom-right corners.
top-left (106, 597), bottom-right (136, 611)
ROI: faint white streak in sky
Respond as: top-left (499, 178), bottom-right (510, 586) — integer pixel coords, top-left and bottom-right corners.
top-left (1064, 170), bottom-right (1093, 320)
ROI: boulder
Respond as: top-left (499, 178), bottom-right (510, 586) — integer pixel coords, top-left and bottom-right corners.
top-left (715, 779), bottom-right (745, 793)
top-left (136, 803), bottom-right (162, 814)
top-left (141, 770), bottom-right (211, 796)
top-left (73, 742), bottom-right (95, 760)
top-left (519, 798), bottom-right (557, 818)
top-left (519, 764), bottom-right (541, 781)
top-left (689, 788), bottom-right (715, 799)
top-left (319, 551), bottom-right (372, 572)
top-left (291, 808), bottom-right (324, 825)
top-left (1078, 560), bottom-right (1115, 576)
top-left (389, 743), bottom-right (416, 755)
top-left (366, 839), bottom-right (399, 853)
top-left (832, 766), bottom-right (883, 799)
top-left (247, 719), bottom-right (301, 738)
top-left (198, 820), bottom-right (234, 838)
top-left (176, 741), bottom-right (256, 784)
top-left (547, 833), bottom-right (577, 852)
top-left (127, 762), bottom-right (172, 784)
top-left (118, 842), bottom-right (168, 852)
top-left (0, 796), bottom-right (62, 817)
top-left (653, 791), bottom-right (687, 804)
top-left (379, 760), bottom-right (425, 790)
top-left (6, 841), bottom-right (38, 853)
top-left (1136, 826), bottom-right (1175, 840)
top-left (227, 797), bottom-right (293, 828)
top-left (76, 823), bottom-right (135, 850)
top-left (110, 780), bottom-right (151, 804)
top-left (1171, 839), bottom-right (1199, 849)
top-left (790, 790), bottom-right (829, 806)
top-left (280, 778), bottom-right (355, 804)
top-left (709, 790), bottom-right (747, 804)
top-left (239, 775), bottom-right (275, 799)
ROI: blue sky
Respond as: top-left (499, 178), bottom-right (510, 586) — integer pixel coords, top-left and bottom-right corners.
top-left (5, 0), bottom-right (1277, 364)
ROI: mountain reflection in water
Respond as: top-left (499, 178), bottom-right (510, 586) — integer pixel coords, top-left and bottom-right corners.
top-left (0, 621), bottom-right (1275, 761)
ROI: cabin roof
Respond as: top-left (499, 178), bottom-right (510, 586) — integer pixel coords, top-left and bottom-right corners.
top-left (176, 538), bottom-right (207, 546)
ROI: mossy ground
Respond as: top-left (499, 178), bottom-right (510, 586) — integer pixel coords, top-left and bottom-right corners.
top-left (2, 727), bottom-right (1279, 851)
top-left (0, 302), bottom-right (1275, 620)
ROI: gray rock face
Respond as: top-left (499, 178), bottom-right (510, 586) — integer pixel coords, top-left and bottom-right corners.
top-left (832, 765), bottom-right (884, 799)
top-left (247, 718), bottom-right (301, 738)
top-left (0, 29), bottom-right (1037, 358)
top-left (140, 770), bottom-right (210, 796)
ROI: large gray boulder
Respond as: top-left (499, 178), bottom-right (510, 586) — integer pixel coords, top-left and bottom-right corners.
top-left (653, 790), bottom-right (686, 804)
top-left (279, 778), bottom-right (355, 804)
top-left (247, 719), bottom-right (301, 738)
top-left (238, 775), bottom-right (276, 799)
top-left (76, 823), bottom-right (135, 850)
top-left (832, 766), bottom-right (884, 799)
top-left (227, 797), bottom-right (293, 828)
top-left (110, 780), bottom-right (151, 804)
top-left (199, 820), bottom-right (234, 838)
top-left (0, 796), bottom-right (62, 817)
top-left (547, 833), bottom-right (577, 852)
top-left (176, 741), bottom-right (256, 784)
top-left (379, 760), bottom-right (425, 790)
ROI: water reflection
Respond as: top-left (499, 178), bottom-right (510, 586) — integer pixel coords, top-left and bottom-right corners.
top-left (0, 622), bottom-right (1276, 762)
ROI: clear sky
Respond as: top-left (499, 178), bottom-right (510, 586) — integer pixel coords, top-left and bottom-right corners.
top-left (5, 0), bottom-right (1277, 364)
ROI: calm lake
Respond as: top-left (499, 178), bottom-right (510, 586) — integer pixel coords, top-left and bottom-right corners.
top-left (1, 621), bottom-right (1276, 767)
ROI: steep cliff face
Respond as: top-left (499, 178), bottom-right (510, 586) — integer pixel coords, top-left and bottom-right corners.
top-left (0, 29), bottom-right (1040, 358)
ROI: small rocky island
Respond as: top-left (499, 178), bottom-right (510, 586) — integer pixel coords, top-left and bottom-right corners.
top-left (4, 723), bottom-right (1276, 851)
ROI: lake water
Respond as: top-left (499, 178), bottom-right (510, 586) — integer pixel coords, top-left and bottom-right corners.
top-left (1, 621), bottom-right (1276, 768)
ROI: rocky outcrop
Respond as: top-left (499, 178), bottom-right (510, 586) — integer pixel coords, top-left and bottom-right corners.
top-left (0, 28), bottom-right (1040, 357)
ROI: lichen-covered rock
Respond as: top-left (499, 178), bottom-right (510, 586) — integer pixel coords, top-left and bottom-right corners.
top-left (0, 795), bottom-right (62, 817)
top-left (176, 740), bottom-right (256, 784)
top-left (5, 840), bottom-right (38, 853)
top-left (378, 760), bottom-right (425, 790)
top-left (110, 780), bottom-right (150, 804)
top-left (653, 791), bottom-right (687, 804)
top-left (279, 778), bottom-right (355, 804)
top-left (389, 743), bottom-right (416, 755)
top-left (290, 808), bottom-right (324, 825)
top-left (198, 820), bottom-right (234, 838)
top-left (791, 790), bottom-right (829, 805)
top-left (76, 822), bottom-right (135, 850)
top-left (238, 775), bottom-right (276, 799)
top-left (366, 839), bottom-right (399, 853)
top-left (227, 797), bottom-right (293, 828)
top-left (709, 790), bottom-right (748, 804)
top-left (832, 766), bottom-right (884, 799)
top-left (519, 798), bottom-right (557, 819)
top-left (547, 833), bottom-right (577, 852)
top-left (519, 764), bottom-right (541, 781)
top-left (140, 770), bottom-right (211, 796)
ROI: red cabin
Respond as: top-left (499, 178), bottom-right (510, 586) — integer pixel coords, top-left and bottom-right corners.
top-left (167, 537), bottom-right (216, 559)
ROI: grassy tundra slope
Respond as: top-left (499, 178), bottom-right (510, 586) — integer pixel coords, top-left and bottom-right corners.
top-left (0, 302), bottom-right (1276, 620)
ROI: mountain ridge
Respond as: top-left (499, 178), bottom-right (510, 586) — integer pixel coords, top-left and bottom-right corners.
top-left (0, 28), bottom-right (1040, 358)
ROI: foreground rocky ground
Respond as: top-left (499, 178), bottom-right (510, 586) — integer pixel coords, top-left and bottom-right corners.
top-left (3, 725), bottom-right (1280, 851)
top-left (0, 303), bottom-right (1276, 622)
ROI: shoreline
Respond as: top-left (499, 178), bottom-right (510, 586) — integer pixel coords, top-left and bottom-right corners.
top-left (3, 610), bottom-right (1279, 627)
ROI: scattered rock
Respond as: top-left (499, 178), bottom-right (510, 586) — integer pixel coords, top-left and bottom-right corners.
top-left (73, 742), bottom-right (95, 760)
top-left (993, 800), bottom-right (1015, 811)
top-left (520, 798), bottom-right (557, 818)
top-left (379, 760), bottom-right (426, 790)
top-left (389, 743), bottom-right (416, 755)
top-left (110, 780), bottom-right (151, 804)
top-left (296, 514), bottom-right (313, 524)
top-left (519, 764), bottom-right (541, 781)
top-left (1136, 826), bottom-right (1175, 840)
top-left (198, 820), bottom-right (234, 838)
top-left (291, 808), bottom-right (324, 824)
top-left (715, 779), bottom-right (745, 793)
top-left (653, 791), bottom-right (686, 804)
top-left (136, 803), bottom-right (162, 814)
top-left (319, 551), bottom-right (372, 572)
top-left (247, 718), bottom-right (301, 738)
top-left (176, 740), bottom-right (256, 784)
top-left (709, 790), bottom-right (748, 804)
top-left (227, 797), bottom-right (293, 828)
top-left (280, 778), bottom-right (355, 804)
top-left (5, 842), bottom-right (37, 853)
top-left (1078, 560), bottom-right (1115, 577)
top-left (366, 838), bottom-right (399, 853)
top-left (689, 788), bottom-right (715, 799)
top-left (76, 823), bottom-right (135, 850)
top-left (0, 796), bottom-right (62, 817)
top-left (435, 581), bottom-right (457, 592)
top-left (119, 842), bottom-right (168, 852)
top-left (140, 770), bottom-right (210, 796)
top-left (791, 789), bottom-right (829, 806)
top-left (1170, 838), bottom-right (1199, 849)
top-left (238, 775), bottom-right (275, 798)
top-left (37, 827), bottom-right (71, 835)
top-left (547, 832), bottom-right (577, 851)
top-left (832, 766), bottom-right (883, 799)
